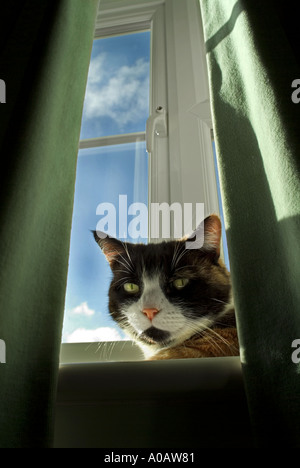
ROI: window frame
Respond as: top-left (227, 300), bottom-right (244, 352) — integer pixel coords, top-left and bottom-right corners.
top-left (60, 0), bottom-right (223, 364)
top-left (79, 0), bottom-right (169, 238)
top-left (164, 0), bottom-right (220, 221)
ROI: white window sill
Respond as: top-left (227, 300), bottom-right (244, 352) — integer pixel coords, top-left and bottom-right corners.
top-left (60, 340), bottom-right (143, 364)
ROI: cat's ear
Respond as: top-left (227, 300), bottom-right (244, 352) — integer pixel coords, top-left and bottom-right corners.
top-left (92, 230), bottom-right (125, 266)
top-left (202, 214), bottom-right (222, 257)
top-left (185, 214), bottom-right (222, 258)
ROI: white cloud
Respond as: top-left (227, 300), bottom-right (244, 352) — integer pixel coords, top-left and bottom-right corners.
top-left (86, 53), bottom-right (106, 85)
top-left (70, 302), bottom-right (95, 317)
top-left (83, 54), bottom-right (149, 128)
top-left (65, 327), bottom-right (124, 343)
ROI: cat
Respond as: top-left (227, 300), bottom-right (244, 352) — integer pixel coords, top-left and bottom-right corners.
top-left (93, 214), bottom-right (239, 360)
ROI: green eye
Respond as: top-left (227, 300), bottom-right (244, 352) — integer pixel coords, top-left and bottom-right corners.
top-left (173, 278), bottom-right (189, 290)
top-left (123, 282), bottom-right (139, 293)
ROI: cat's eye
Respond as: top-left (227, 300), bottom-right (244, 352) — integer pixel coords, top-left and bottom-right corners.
top-left (123, 282), bottom-right (140, 293)
top-left (172, 278), bottom-right (189, 290)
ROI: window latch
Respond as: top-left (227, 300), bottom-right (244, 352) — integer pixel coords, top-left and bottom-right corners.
top-left (146, 106), bottom-right (168, 154)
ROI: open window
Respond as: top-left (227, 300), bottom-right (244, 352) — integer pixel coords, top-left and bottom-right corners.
top-left (60, 0), bottom-right (229, 364)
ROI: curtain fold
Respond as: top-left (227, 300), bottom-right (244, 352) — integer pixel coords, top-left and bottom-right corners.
top-left (200, 0), bottom-right (300, 447)
top-left (0, 0), bottom-right (99, 448)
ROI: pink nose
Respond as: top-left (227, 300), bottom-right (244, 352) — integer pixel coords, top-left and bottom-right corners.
top-left (143, 308), bottom-right (159, 321)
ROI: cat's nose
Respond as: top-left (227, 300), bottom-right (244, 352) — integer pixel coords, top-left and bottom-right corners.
top-left (142, 308), bottom-right (159, 321)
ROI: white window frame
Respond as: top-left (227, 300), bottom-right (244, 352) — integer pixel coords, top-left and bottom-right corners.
top-left (164, 0), bottom-right (219, 221)
top-left (60, 0), bottom-right (221, 364)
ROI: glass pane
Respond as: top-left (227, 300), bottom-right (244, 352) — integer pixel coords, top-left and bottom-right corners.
top-left (80, 31), bottom-right (151, 140)
top-left (62, 141), bottom-right (148, 343)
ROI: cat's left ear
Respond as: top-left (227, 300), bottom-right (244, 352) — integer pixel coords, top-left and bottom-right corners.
top-left (92, 230), bottom-right (125, 267)
top-left (185, 214), bottom-right (222, 258)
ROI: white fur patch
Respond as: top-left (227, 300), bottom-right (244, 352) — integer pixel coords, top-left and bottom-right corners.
top-left (122, 271), bottom-right (223, 356)
top-left (125, 273), bottom-right (184, 333)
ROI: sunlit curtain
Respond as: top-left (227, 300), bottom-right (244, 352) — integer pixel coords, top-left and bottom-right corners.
top-left (0, 0), bottom-right (99, 448)
top-left (200, 0), bottom-right (300, 447)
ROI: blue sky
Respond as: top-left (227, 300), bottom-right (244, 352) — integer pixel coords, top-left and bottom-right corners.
top-left (62, 31), bottom-right (150, 343)
top-left (80, 32), bottom-right (150, 139)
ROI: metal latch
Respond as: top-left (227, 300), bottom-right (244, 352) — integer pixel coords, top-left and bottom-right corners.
top-left (146, 106), bottom-right (168, 153)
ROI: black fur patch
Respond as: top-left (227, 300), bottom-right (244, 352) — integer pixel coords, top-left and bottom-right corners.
top-left (139, 326), bottom-right (171, 345)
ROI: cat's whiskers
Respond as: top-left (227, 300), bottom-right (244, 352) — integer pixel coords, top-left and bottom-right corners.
top-left (205, 326), bottom-right (232, 347)
top-left (121, 241), bottom-right (135, 270)
top-left (116, 313), bottom-right (134, 333)
top-left (171, 242), bottom-right (181, 271)
top-left (106, 340), bottom-right (118, 360)
top-left (186, 318), bottom-right (225, 353)
top-left (116, 316), bottom-right (130, 327)
top-left (213, 318), bottom-right (234, 327)
top-left (114, 257), bottom-right (133, 274)
top-left (95, 341), bottom-right (109, 361)
top-left (172, 245), bottom-right (190, 271)
top-left (205, 327), bottom-right (239, 354)
top-left (209, 297), bottom-right (229, 305)
top-left (182, 317), bottom-right (206, 336)
top-left (173, 265), bottom-right (197, 276)
top-left (113, 276), bottom-right (133, 287)
top-left (113, 248), bottom-right (135, 274)
top-left (201, 331), bottom-right (227, 355)
top-left (183, 318), bottom-right (229, 356)
top-left (114, 269), bottom-right (133, 275)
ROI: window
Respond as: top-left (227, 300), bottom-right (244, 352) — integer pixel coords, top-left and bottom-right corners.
top-left (60, 0), bottom-right (229, 363)
top-left (79, 32), bottom-right (150, 140)
top-left (62, 30), bottom-right (151, 345)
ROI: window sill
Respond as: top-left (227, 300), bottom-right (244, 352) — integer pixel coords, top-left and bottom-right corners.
top-left (54, 356), bottom-right (255, 448)
top-left (59, 340), bottom-right (144, 364)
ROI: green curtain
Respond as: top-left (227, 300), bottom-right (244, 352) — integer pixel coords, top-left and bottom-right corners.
top-left (0, 0), bottom-right (99, 448)
top-left (200, 0), bottom-right (300, 447)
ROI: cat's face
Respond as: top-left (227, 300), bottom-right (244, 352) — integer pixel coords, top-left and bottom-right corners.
top-left (94, 215), bottom-right (232, 358)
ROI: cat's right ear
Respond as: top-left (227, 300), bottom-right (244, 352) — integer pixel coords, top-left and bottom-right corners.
top-left (92, 230), bottom-right (124, 267)
top-left (185, 214), bottom-right (221, 257)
